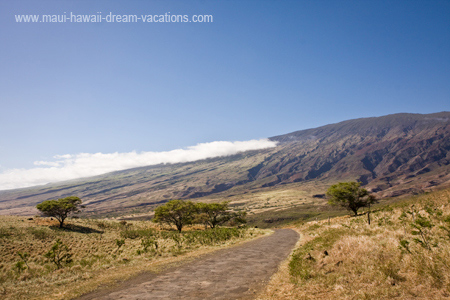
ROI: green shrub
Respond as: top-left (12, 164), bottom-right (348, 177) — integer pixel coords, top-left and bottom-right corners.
top-left (115, 239), bottom-right (125, 254)
top-left (13, 261), bottom-right (27, 274)
top-left (44, 239), bottom-right (73, 269)
top-left (137, 238), bottom-right (158, 255)
top-left (120, 228), bottom-right (155, 239)
top-left (184, 227), bottom-right (243, 246)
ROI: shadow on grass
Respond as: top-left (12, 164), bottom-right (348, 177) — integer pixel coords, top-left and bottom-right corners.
top-left (50, 224), bottom-right (104, 234)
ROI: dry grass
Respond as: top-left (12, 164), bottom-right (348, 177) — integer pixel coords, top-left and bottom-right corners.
top-left (201, 180), bottom-right (332, 215)
top-left (0, 217), bottom-right (267, 300)
top-left (258, 188), bottom-right (450, 299)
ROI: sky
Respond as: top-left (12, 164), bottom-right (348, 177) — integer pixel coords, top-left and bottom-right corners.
top-left (0, 0), bottom-right (449, 190)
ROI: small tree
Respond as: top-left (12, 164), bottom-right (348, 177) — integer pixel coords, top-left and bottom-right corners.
top-left (36, 196), bottom-right (84, 228)
top-left (195, 202), bottom-right (246, 229)
top-left (115, 239), bottom-right (125, 254)
top-left (44, 239), bottom-right (73, 269)
top-left (17, 252), bottom-right (30, 269)
top-left (326, 182), bottom-right (376, 216)
top-left (153, 200), bottom-right (195, 232)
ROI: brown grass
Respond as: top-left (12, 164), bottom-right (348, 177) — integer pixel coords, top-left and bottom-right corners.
top-left (258, 188), bottom-right (450, 299)
top-left (0, 217), bottom-right (267, 300)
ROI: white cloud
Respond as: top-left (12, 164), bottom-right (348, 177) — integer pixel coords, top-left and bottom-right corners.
top-left (0, 139), bottom-right (277, 190)
top-left (33, 161), bottom-right (63, 167)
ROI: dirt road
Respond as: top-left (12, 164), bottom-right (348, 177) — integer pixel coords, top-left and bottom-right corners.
top-left (77, 229), bottom-right (299, 300)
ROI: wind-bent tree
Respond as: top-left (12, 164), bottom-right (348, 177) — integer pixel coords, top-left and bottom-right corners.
top-left (36, 196), bottom-right (84, 228)
top-left (326, 182), bottom-right (376, 216)
top-left (153, 200), bottom-right (195, 232)
top-left (195, 201), bottom-right (247, 229)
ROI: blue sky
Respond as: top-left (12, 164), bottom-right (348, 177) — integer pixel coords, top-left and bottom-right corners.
top-left (0, 0), bottom-right (449, 189)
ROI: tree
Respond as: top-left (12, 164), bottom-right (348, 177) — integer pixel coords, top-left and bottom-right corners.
top-left (36, 196), bottom-right (84, 228)
top-left (195, 201), bottom-right (246, 229)
top-left (326, 182), bottom-right (376, 216)
top-left (44, 239), bottom-right (73, 269)
top-left (153, 200), bottom-right (195, 232)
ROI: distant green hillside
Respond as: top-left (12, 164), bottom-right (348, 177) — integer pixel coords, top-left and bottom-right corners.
top-left (1, 112), bottom-right (449, 218)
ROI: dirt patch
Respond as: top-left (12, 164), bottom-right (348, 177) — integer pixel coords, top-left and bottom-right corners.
top-left (76, 229), bottom-right (299, 300)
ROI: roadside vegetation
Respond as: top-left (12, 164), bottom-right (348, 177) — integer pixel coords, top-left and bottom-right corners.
top-left (326, 181), bottom-right (377, 216)
top-left (259, 187), bottom-right (450, 299)
top-left (153, 200), bottom-right (246, 232)
top-left (0, 214), bottom-right (264, 300)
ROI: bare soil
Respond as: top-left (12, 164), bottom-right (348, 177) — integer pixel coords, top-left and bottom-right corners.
top-left (76, 229), bottom-right (299, 300)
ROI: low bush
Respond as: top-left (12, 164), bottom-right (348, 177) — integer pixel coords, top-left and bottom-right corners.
top-left (120, 228), bottom-right (155, 239)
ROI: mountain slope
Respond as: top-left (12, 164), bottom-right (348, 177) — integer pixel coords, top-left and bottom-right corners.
top-left (264, 112), bottom-right (450, 189)
top-left (1, 112), bottom-right (449, 216)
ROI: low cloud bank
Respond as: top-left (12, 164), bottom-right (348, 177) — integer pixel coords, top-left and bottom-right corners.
top-left (0, 139), bottom-right (277, 190)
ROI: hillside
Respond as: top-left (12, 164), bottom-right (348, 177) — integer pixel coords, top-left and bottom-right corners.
top-left (266, 112), bottom-right (450, 194)
top-left (1, 112), bottom-right (449, 217)
top-left (259, 187), bottom-right (450, 299)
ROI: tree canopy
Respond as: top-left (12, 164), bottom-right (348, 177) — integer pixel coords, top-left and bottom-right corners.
top-left (153, 200), bottom-right (196, 232)
top-left (326, 182), bottom-right (376, 216)
top-left (195, 201), bottom-right (246, 229)
top-left (153, 200), bottom-right (247, 232)
top-left (36, 196), bottom-right (84, 228)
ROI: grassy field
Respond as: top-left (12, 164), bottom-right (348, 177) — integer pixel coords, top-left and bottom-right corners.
top-left (4, 185), bottom-right (450, 300)
top-left (259, 187), bottom-right (450, 299)
top-left (96, 179), bottom-right (333, 221)
top-left (0, 217), bottom-right (266, 300)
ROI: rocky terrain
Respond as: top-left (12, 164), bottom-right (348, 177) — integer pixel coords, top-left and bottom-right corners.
top-left (1, 112), bottom-right (449, 217)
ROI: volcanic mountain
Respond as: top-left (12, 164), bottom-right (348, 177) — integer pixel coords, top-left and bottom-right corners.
top-left (1, 112), bottom-right (449, 217)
